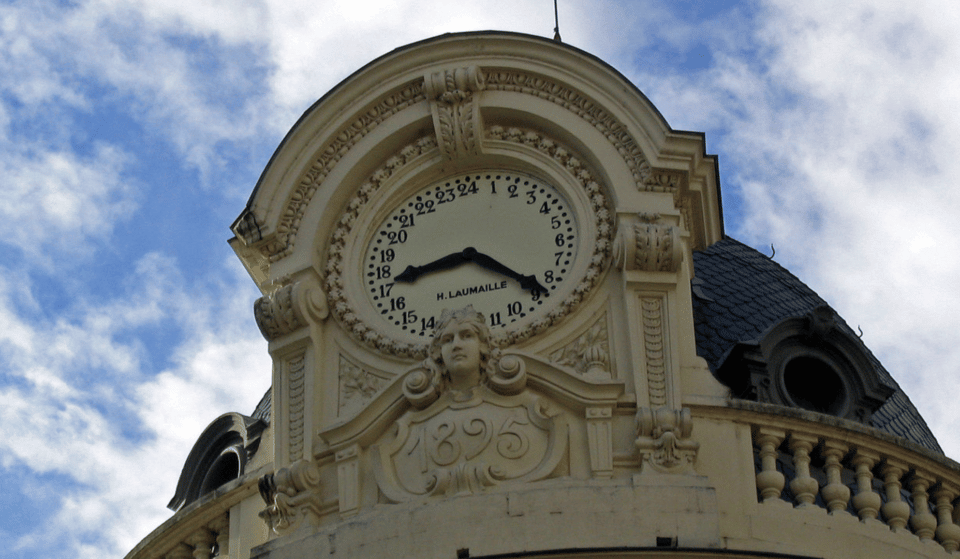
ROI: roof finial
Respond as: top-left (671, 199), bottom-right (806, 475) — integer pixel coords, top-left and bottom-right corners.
top-left (553, 0), bottom-right (562, 42)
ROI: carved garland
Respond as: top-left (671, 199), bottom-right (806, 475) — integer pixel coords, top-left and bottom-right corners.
top-left (324, 127), bottom-right (613, 358)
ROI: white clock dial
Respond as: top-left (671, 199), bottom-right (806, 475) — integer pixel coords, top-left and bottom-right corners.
top-left (362, 170), bottom-right (579, 339)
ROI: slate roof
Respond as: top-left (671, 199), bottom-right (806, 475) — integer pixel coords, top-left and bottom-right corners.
top-left (692, 237), bottom-right (942, 453)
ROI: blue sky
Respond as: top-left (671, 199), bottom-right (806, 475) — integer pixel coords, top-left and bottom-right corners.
top-left (2, 1), bottom-right (960, 557)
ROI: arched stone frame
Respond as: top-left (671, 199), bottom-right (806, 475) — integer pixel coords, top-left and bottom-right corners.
top-left (716, 306), bottom-right (896, 424)
top-left (167, 412), bottom-right (267, 512)
top-left (229, 32), bottom-right (723, 291)
top-left (323, 125), bottom-right (614, 357)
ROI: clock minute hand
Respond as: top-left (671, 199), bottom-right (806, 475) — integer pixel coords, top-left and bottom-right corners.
top-left (463, 248), bottom-right (550, 295)
top-left (395, 250), bottom-right (471, 283)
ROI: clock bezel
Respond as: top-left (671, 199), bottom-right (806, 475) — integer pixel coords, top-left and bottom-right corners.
top-left (324, 128), bottom-right (613, 358)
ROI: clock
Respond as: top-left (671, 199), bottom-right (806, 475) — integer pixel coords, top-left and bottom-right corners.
top-left (361, 170), bottom-right (579, 340)
top-left (325, 136), bottom-right (613, 357)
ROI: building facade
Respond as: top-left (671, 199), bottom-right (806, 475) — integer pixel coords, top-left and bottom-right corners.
top-left (127, 32), bottom-right (960, 559)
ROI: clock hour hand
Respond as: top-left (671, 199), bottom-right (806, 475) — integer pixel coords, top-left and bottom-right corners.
top-left (463, 248), bottom-right (550, 295)
top-left (395, 250), bottom-right (471, 283)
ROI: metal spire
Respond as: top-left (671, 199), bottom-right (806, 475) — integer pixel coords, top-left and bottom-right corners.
top-left (553, 0), bottom-right (562, 42)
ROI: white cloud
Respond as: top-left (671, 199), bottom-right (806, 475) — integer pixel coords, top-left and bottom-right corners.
top-left (0, 254), bottom-right (269, 557)
top-left (630, 1), bottom-right (960, 454)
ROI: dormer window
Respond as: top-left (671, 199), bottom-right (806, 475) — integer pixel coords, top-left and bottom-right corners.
top-left (717, 305), bottom-right (894, 424)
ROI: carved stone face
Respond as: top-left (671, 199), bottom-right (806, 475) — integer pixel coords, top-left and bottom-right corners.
top-left (439, 321), bottom-right (482, 389)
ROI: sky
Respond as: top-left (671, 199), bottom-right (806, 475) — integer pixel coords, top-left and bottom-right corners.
top-left (1, 0), bottom-right (959, 557)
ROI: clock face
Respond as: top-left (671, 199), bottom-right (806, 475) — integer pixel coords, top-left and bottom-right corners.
top-left (361, 170), bottom-right (580, 340)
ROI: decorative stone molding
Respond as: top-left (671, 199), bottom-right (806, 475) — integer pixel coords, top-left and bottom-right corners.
top-left (336, 444), bottom-right (361, 517)
top-left (235, 80), bottom-right (427, 260)
top-left (324, 135), bottom-right (438, 359)
top-left (640, 296), bottom-right (668, 407)
top-left (616, 213), bottom-right (682, 273)
top-left (548, 315), bottom-right (610, 379)
top-left (635, 407), bottom-right (699, 474)
top-left (374, 381), bottom-right (566, 502)
top-left (325, 128), bottom-right (613, 357)
top-left (339, 356), bottom-right (390, 418)
top-left (258, 458), bottom-right (323, 536)
top-left (287, 352), bottom-right (307, 463)
top-left (586, 406), bottom-right (614, 478)
top-left (254, 280), bottom-right (328, 341)
top-left (426, 66), bottom-right (485, 159)
top-left (483, 70), bottom-right (653, 188)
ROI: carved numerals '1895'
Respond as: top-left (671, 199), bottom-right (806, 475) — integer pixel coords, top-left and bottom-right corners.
top-left (363, 170), bottom-right (580, 340)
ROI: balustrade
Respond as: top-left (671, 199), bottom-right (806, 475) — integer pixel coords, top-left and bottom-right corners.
top-left (752, 422), bottom-right (960, 554)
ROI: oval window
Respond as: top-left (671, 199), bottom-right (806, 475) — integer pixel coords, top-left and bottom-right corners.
top-left (782, 355), bottom-right (847, 416)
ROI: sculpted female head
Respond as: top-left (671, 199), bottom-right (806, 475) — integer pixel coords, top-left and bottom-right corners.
top-left (428, 306), bottom-right (497, 391)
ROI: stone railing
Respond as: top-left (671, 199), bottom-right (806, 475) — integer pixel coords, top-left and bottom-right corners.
top-left (744, 407), bottom-right (960, 553)
top-left (125, 467), bottom-right (264, 559)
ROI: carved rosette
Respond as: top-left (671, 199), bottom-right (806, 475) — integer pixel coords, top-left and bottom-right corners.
top-left (426, 67), bottom-right (485, 159)
top-left (258, 459), bottom-right (323, 535)
top-left (616, 213), bottom-right (682, 273)
top-left (635, 407), bottom-right (699, 474)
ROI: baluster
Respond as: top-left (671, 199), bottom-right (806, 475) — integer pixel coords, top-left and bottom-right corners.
top-left (754, 428), bottom-right (786, 505)
top-left (933, 484), bottom-right (960, 552)
top-left (209, 513), bottom-right (230, 557)
top-left (820, 441), bottom-right (850, 516)
top-left (788, 433), bottom-right (820, 509)
top-left (880, 461), bottom-right (911, 533)
top-left (909, 472), bottom-right (938, 543)
top-left (850, 450), bottom-right (882, 523)
top-left (186, 528), bottom-right (216, 559)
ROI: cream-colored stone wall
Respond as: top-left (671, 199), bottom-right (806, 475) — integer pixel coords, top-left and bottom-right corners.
top-left (127, 32), bottom-right (960, 559)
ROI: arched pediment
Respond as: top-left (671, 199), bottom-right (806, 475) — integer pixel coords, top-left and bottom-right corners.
top-left (229, 32), bottom-right (722, 289)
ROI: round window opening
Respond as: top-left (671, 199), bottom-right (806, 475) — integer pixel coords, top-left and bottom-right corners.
top-left (782, 355), bottom-right (847, 416)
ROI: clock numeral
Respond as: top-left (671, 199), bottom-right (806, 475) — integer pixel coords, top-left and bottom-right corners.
top-left (554, 251), bottom-right (564, 266)
top-left (386, 230), bottom-right (408, 245)
top-left (378, 283), bottom-right (394, 298)
top-left (551, 216), bottom-right (561, 229)
top-left (489, 312), bottom-right (503, 326)
top-left (376, 265), bottom-right (391, 279)
top-left (555, 233), bottom-right (565, 247)
top-left (380, 248), bottom-right (395, 262)
top-left (435, 188), bottom-right (456, 204)
top-left (390, 297), bottom-right (406, 311)
top-left (540, 201), bottom-right (551, 214)
top-left (544, 270), bottom-right (554, 284)
top-left (507, 302), bottom-right (522, 316)
top-left (397, 214), bottom-right (415, 228)
top-left (420, 316), bottom-right (436, 332)
top-left (414, 200), bottom-right (436, 215)
top-left (531, 290), bottom-right (542, 301)
top-left (457, 182), bottom-right (479, 196)
top-left (507, 184), bottom-right (518, 198)
top-left (402, 310), bottom-right (418, 325)
top-left (526, 190), bottom-right (537, 205)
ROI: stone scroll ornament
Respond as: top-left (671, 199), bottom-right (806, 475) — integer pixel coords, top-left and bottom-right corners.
top-left (373, 306), bottom-right (568, 501)
top-left (635, 407), bottom-right (699, 474)
top-left (258, 459), bottom-right (323, 535)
